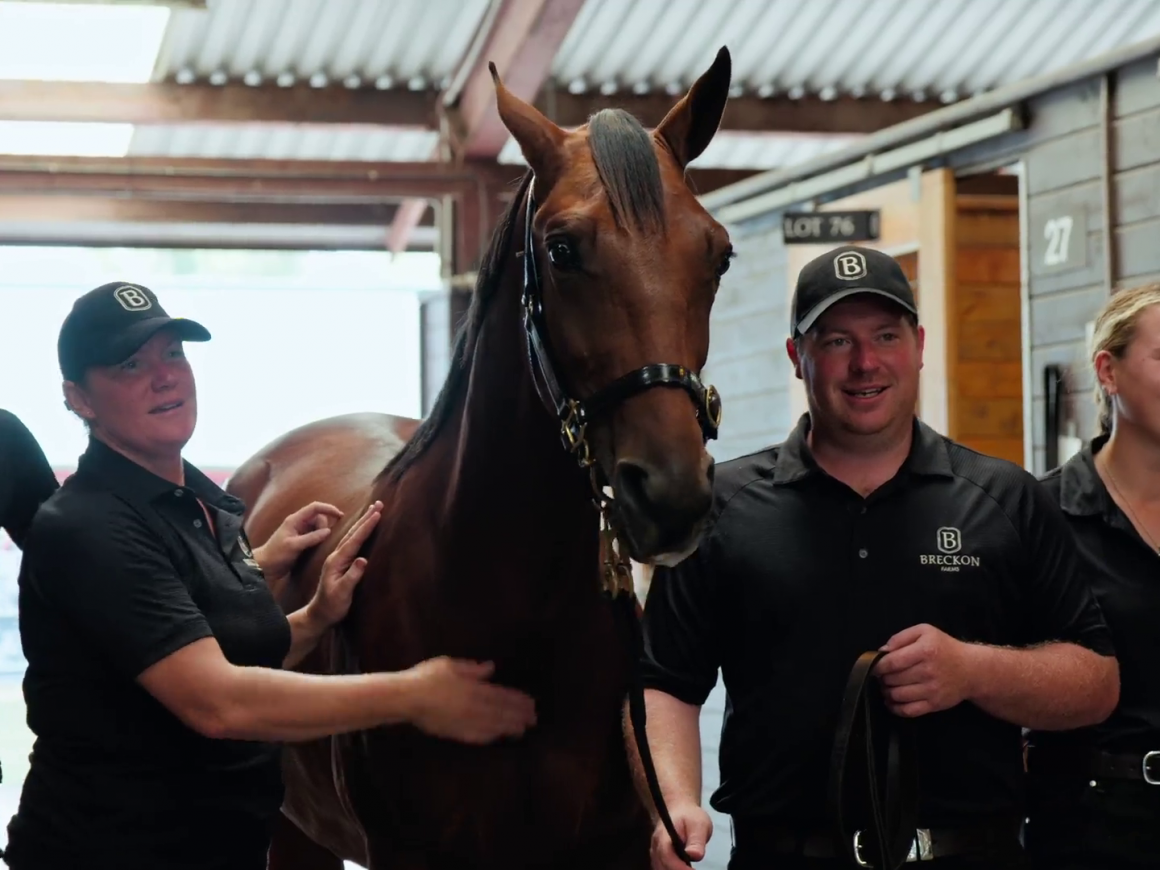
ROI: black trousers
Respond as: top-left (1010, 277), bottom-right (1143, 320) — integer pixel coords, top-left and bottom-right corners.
top-left (728, 850), bottom-right (1031, 870)
top-left (1025, 771), bottom-right (1160, 869)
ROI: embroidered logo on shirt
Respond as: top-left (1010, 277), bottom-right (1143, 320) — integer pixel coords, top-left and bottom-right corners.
top-left (919, 526), bottom-right (980, 572)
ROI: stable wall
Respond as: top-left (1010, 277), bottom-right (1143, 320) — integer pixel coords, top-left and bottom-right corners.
top-left (703, 208), bottom-right (796, 463)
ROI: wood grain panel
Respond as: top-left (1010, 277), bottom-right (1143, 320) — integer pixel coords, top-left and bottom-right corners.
top-left (958, 321), bottom-right (1023, 362)
top-left (956, 362), bottom-right (1024, 399)
top-left (955, 211), bottom-right (1021, 247)
top-left (955, 398), bottom-right (1024, 439)
top-left (956, 247), bottom-right (1021, 284)
top-left (956, 284), bottom-right (1022, 321)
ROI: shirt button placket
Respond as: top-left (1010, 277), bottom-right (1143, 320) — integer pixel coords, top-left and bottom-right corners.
top-left (855, 502), bottom-right (869, 562)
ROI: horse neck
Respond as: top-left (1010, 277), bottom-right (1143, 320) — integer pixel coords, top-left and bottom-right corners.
top-left (421, 248), bottom-right (597, 568)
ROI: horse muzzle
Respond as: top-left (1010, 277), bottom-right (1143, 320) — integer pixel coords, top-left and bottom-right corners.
top-left (610, 453), bottom-right (713, 565)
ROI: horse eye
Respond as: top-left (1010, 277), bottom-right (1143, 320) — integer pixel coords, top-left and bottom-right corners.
top-left (547, 238), bottom-right (578, 271)
top-left (716, 247), bottom-right (735, 278)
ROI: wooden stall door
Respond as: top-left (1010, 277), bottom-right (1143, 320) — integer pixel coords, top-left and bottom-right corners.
top-left (949, 183), bottom-right (1023, 464)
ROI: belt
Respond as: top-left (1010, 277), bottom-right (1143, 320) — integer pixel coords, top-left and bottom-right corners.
top-left (733, 819), bottom-right (1023, 865)
top-left (1028, 745), bottom-right (1160, 784)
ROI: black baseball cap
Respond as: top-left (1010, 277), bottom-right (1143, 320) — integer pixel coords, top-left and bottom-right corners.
top-left (58, 281), bottom-right (211, 382)
top-left (790, 245), bottom-right (918, 336)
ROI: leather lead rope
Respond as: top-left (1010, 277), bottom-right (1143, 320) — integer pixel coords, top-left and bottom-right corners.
top-left (615, 592), bottom-right (694, 866)
top-left (828, 650), bottom-right (919, 870)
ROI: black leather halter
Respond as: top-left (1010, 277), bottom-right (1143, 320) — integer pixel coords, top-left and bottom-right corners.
top-left (520, 181), bottom-right (722, 478)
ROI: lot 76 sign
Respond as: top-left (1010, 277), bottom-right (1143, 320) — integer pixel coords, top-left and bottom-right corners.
top-left (782, 210), bottom-right (880, 244)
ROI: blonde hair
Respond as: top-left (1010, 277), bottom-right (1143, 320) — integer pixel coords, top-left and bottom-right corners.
top-left (1090, 282), bottom-right (1160, 435)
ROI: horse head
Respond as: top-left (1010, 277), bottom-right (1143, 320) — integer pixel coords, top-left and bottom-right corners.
top-left (489, 48), bottom-right (733, 568)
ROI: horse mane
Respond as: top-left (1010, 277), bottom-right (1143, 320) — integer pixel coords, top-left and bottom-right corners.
top-left (587, 108), bottom-right (665, 232)
top-left (377, 170), bottom-right (532, 485)
top-left (378, 108), bottom-right (665, 483)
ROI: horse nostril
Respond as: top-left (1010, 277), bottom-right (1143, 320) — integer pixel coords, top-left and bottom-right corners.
top-left (616, 460), bottom-right (651, 514)
top-left (613, 457), bottom-right (712, 551)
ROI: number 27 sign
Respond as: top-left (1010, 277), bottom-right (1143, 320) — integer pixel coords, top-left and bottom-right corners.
top-left (1033, 207), bottom-right (1087, 275)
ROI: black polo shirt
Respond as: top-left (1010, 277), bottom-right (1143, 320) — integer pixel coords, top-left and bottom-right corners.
top-left (0, 410), bottom-right (59, 548)
top-left (5, 437), bottom-right (292, 870)
top-left (640, 414), bottom-right (1115, 830)
top-left (1031, 435), bottom-right (1160, 756)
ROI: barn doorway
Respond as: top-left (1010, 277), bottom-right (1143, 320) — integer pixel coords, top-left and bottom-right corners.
top-left (945, 168), bottom-right (1025, 467)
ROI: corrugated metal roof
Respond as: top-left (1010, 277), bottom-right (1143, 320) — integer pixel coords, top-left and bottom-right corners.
top-left (550, 0), bottom-right (1160, 102)
top-left (498, 130), bottom-right (857, 170)
top-left (153, 0), bottom-right (491, 88)
top-left (128, 124), bottom-right (440, 162)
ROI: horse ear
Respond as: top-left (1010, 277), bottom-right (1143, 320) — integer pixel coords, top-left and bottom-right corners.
top-left (490, 62), bottom-right (567, 188)
top-left (654, 46), bottom-right (732, 170)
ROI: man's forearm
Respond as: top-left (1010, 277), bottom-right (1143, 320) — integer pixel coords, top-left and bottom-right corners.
top-left (963, 641), bottom-right (1119, 729)
top-left (623, 689), bottom-right (704, 820)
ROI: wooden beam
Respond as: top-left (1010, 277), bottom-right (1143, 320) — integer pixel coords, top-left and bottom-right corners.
top-left (389, 0), bottom-right (585, 254)
top-left (0, 80), bottom-right (942, 135)
top-left (0, 195), bottom-right (435, 226)
top-left (0, 156), bottom-right (516, 201)
top-left (452, 0), bottom-right (588, 160)
top-left (540, 91), bottom-right (945, 135)
top-left (0, 222), bottom-right (437, 252)
top-left (0, 80), bottom-right (438, 127)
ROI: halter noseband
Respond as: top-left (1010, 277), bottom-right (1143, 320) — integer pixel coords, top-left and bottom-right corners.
top-left (519, 178), bottom-right (723, 476)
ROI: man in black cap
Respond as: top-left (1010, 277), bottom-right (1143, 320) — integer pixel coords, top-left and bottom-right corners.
top-left (632, 245), bottom-right (1120, 870)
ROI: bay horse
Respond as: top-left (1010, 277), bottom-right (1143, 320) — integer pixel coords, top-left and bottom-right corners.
top-left (227, 46), bottom-right (735, 870)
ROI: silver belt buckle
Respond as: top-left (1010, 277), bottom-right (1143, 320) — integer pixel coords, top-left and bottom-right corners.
top-left (854, 828), bottom-right (935, 865)
top-left (853, 830), bottom-right (870, 867)
top-left (1143, 750), bottom-right (1160, 785)
top-left (912, 828), bottom-right (934, 861)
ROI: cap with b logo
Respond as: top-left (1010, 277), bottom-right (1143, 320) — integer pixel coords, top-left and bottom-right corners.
top-left (57, 281), bottom-right (211, 381)
top-left (790, 245), bottom-right (918, 336)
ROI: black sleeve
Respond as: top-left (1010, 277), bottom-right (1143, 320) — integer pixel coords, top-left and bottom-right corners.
top-left (639, 521), bottom-right (724, 706)
top-left (0, 411), bottom-right (60, 549)
top-left (25, 497), bottom-right (214, 679)
top-left (1016, 474), bottom-right (1116, 656)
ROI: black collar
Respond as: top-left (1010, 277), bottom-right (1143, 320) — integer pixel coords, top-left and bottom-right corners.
top-left (75, 437), bottom-right (243, 516)
top-left (772, 413), bottom-right (954, 486)
top-left (1058, 433), bottom-right (1116, 519)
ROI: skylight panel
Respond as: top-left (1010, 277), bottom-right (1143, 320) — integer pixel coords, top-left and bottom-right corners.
top-left (0, 121), bottom-right (133, 156)
top-left (0, 1), bottom-right (171, 82)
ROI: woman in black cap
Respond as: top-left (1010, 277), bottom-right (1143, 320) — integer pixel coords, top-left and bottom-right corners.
top-left (0, 410), bottom-right (58, 549)
top-left (3, 281), bottom-right (537, 870)
top-left (1027, 280), bottom-right (1160, 869)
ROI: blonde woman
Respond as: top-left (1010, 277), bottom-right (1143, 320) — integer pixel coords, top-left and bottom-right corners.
top-left (1029, 281), bottom-right (1160, 869)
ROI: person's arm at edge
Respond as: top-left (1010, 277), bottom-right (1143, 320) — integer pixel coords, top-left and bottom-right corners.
top-left (624, 688), bottom-right (705, 817)
top-left (0, 410), bottom-right (59, 549)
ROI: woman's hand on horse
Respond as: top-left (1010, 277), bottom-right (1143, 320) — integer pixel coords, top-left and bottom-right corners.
top-left (402, 657), bottom-right (537, 744)
top-left (306, 501), bottom-right (383, 629)
top-left (651, 803), bottom-right (711, 869)
top-left (255, 500), bottom-right (347, 582)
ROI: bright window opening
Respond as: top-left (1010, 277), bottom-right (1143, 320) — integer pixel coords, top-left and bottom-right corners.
top-left (0, 1), bottom-right (170, 82)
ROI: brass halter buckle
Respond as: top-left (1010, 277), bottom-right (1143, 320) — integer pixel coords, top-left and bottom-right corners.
top-left (598, 506), bottom-right (635, 600)
top-left (559, 399), bottom-right (593, 468)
